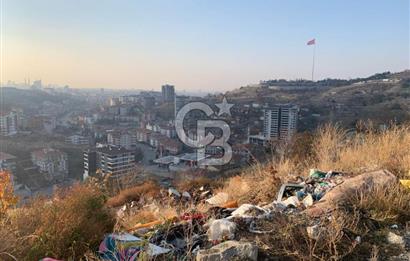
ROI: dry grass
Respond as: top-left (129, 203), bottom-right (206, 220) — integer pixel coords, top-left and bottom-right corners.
top-left (345, 182), bottom-right (410, 225)
top-left (314, 124), bottom-right (410, 176)
top-left (106, 180), bottom-right (161, 208)
top-left (175, 177), bottom-right (219, 193)
top-left (221, 123), bottom-right (410, 204)
top-left (0, 184), bottom-right (115, 261)
top-left (257, 206), bottom-right (364, 261)
top-left (220, 159), bottom-right (300, 204)
top-left (256, 185), bottom-right (407, 261)
top-left (256, 175), bottom-right (410, 260)
top-left (1, 124), bottom-right (409, 260)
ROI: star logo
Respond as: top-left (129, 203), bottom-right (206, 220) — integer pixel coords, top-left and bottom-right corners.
top-left (215, 97), bottom-right (233, 116)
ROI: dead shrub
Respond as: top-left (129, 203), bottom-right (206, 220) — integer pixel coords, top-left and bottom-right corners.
top-left (221, 160), bottom-right (295, 204)
top-left (175, 177), bottom-right (219, 193)
top-left (313, 124), bottom-right (410, 176)
top-left (258, 207), bottom-right (364, 261)
top-left (3, 184), bottom-right (115, 260)
top-left (345, 182), bottom-right (410, 225)
top-left (106, 180), bottom-right (161, 207)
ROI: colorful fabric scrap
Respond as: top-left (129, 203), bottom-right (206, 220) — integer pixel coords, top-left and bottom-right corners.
top-left (98, 233), bottom-right (143, 261)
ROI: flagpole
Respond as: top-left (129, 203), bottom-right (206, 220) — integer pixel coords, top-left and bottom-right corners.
top-left (311, 43), bottom-right (316, 81)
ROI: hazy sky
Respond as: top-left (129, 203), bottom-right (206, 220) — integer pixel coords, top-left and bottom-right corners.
top-left (1, 0), bottom-right (409, 92)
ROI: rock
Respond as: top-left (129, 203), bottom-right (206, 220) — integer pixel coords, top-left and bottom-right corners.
top-left (207, 219), bottom-right (236, 241)
top-left (206, 192), bottom-right (229, 206)
top-left (196, 240), bottom-right (258, 261)
top-left (306, 169), bottom-right (396, 217)
top-left (387, 232), bottom-right (405, 247)
top-left (229, 204), bottom-right (269, 219)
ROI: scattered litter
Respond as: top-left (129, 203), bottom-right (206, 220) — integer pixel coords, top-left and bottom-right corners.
top-left (391, 224), bottom-right (399, 229)
top-left (207, 219), bottom-right (236, 241)
top-left (108, 168), bottom-right (399, 260)
top-left (196, 240), bottom-right (258, 261)
top-left (99, 233), bottom-right (170, 260)
top-left (116, 208), bottom-right (125, 219)
top-left (180, 212), bottom-right (206, 221)
top-left (249, 220), bottom-right (274, 234)
top-left (306, 225), bottom-right (324, 240)
top-left (147, 243), bottom-right (172, 257)
top-left (229, 204), bottom-right (269, 219)
top-left (400, 179), bottom-right (410, 189)
top-left (127, 215), bottom-right (177, 232)
top-left (168, 188), bottom-right (181, 198)
top-left (206, 192), bottom-right (229, 206)
top-left (309, 169), bottom-right (327, 179)
top-left (302, 194), bottom-right (314, 207)
top-left (200, 190), bottom-right (211, 198)
top-left (282, 196), bottom-right (300, 208)
top-left (182, 191), bottom-right (191, 199)
top-left (277, 183), bottom-right (305, 202)
top-left (307, 169), bottom-right (396, 217)
top-left (387, 232), bottom-right (405, 247)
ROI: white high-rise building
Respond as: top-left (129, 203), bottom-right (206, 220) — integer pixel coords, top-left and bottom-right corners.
top-left (0, 111), bottom-right (18, 136)
top-left (263, 105), bottom-right (299, 141)
top-left (161, 84), bottom-right (175, 102)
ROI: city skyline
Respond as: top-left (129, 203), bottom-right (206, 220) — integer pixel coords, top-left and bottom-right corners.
top-left (1, 0), bottom-right (409, 92)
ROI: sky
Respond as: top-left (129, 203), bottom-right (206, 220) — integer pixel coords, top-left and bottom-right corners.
top-left (1, 0), bottom-right (409, 92)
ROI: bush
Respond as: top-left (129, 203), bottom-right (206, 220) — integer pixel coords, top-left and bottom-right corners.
top-left (313, 124), bottom-right (410, 176)
top-left (175, 177), bottom-right (218, 193)
top-left (106, 180), bottom-right (161, 207)
top-left (3, 184), bottom-right (115, 260)
top-left (0, 171), bottom-right (18, 218)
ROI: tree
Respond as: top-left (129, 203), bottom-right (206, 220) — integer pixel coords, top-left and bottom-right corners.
top-left (0, 171), bottom-right (18, 217)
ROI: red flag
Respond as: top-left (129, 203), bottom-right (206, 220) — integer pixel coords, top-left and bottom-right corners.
top-left (307, 38), bottom-right (316, 45)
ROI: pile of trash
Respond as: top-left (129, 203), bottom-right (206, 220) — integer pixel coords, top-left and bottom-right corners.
top-left (276, 169), bottom-right (344, 209)
top-left (93, 169), bottom-right (398, 260)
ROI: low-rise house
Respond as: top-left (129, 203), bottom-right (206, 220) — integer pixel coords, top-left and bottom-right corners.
top-left (31, 148), bottom-right (68, 181)
top-left (136, 128), bottom-right (152, 143)
top-left (158, 137), bottom-right (182, 156)
top-left (159, 124), bottom-right (176, 138)
top-left (66, 134), bottom-right (89, 145)
top-left (107, 130), bottom-right (136, 150)
top-left (0, 110), bottom-right (18, 136)
top-left (0, 152), bottom-right (17, 174)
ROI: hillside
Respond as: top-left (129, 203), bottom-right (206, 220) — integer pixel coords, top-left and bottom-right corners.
top-left (1, 124), bottom-right (410, 260)
top-left (224, 70), bottom-right (410, 130)
top-left (0, 87), bottom-right (85, 112)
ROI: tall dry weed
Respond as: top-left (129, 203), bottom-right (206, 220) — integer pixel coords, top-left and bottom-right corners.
top-left (314, 124), bottom-right (410, 176)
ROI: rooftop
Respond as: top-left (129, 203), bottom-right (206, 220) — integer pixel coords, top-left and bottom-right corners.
top-left (97, 146), bottom-right (134, 155)
top-left (0, 152), bottom-right (16, 161)
top-left (153, 156), bottom-right (179, 165)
